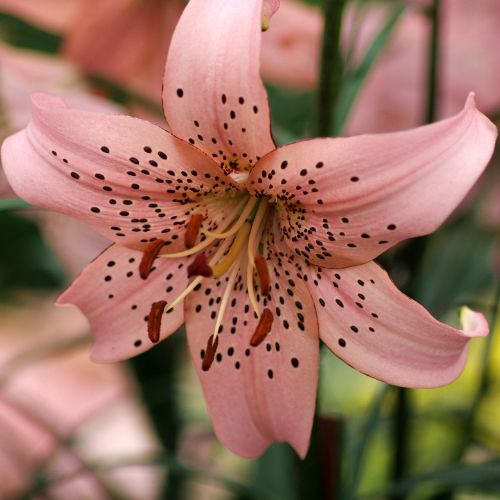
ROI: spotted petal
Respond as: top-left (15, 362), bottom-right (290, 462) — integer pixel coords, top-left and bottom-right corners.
top-left (58, 244), bottom-right (187, 361)
top-left (184, 230), bottom-right (319, 458)
top-left (2, 93), bottom-right (241, 252)
top-left (163, 0), bottom-right (275, 171)
top-left (307, 261), bottom-right (488, 388)
top-left (249, 95), bottom-right (497, 267)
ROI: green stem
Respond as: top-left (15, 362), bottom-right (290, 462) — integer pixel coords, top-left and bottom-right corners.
top-left (316, 0), bottom-right (346, 137)
top-left (293, 415), bottom-right (343, 500)
top-left (128, 333), bottom-right (185, 499)
top-left (391, 4), bottom-right (442, 492)
top-left (425, 0), bottom-right (441, 123)
top-left (392, 386), bottom-right (411, 500)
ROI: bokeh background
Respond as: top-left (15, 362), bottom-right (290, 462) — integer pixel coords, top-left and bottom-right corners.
top-left (0, 0), bottom-right (499, 498)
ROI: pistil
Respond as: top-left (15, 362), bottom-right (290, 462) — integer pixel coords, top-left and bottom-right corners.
top-left (210, 222), bottom-right (251, 278)
top-left (246, 201), bottom-right (269, 317)
top-left (187, 253), bottom-right (213, 277)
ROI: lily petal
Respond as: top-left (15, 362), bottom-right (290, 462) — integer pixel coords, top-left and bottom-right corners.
top-left (163, 0), bottom-right (275, 170)
top-left (307, 261), bottom-right (488, 388)
top-left (184, 230), bottom-right (318, 458)
top-left (1, 93), bottom-right (241, 251)
top-left (249, 95), bottom-right (497, 267)
top-left (58, 244), bottom-right (187, 362)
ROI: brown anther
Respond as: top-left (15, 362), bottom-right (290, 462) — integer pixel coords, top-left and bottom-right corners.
top-left (147, 300), bottom-right (167, 343)
top-left (187, 253), bottom-right (213, 278)
top-left (139, 239), bottom-right (165, 279)
top-left (255, 255), bottom-right (271, 295)
top-left (185, 213), bottom-right (203, 249)
top-left (250, 308), bottom-right (274, 347)
top-left (202, 334), bottom-right (219, 371)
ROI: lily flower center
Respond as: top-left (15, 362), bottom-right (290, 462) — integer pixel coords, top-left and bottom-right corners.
top-left (141, 194), bottom-right (274, 370)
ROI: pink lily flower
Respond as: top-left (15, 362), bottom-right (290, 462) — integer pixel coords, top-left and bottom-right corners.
top-left (1, 0), bottom-right (497, 458)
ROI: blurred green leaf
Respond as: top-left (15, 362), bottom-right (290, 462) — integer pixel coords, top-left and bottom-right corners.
top-left (0, 199), bottom-right (32, 211)
top-left (336, 3), bottom-right (405, 133)
top-left (253, 444), bottom-right (298, 500)
top-left (266, 84), bottom-right (315, 143)
top-left (0, 12), bottom-right (62, 53)
top-left (0, 213), bottom-right (64, 295)
top-left (362, 458), bottom-right (500, 498)
top-left (347, 385), bottom-right (391, 498)
top-left (414, 220), bottom-right (494, 313)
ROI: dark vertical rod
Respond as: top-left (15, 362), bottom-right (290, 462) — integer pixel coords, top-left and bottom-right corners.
top-left (425, 0), bottom-right (442, 124)
top-left (393, 386), bottom-right (410, 497)
top-left (316, 0), bottom-right (346, 137)
top-left (129, 335), bottom-right (184, 500)
top-left (392, 3), bottom-right (442, 496)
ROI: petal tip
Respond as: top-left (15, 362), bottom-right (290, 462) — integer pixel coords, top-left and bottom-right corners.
top-left (262, 0), bottom-right (280, 30)
top-left (459, 306), bottom-right (489, 338)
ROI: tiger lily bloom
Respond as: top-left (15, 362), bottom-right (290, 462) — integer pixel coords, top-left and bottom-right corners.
top-left (1, 0), bottom-right (496, 458)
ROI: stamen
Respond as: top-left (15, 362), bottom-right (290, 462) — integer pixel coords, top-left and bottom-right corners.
top-left (187, 253), bottom-right (213, 278)
top-left (212, 254), bottom-right (243, 341)
top-left (202, 334), bottom-right (219, 371)
top-left (250, 308), bottom-right (274, 346)
top-left (139, 239), bottom-right (165, 279)
top-left (255, 255), bottom-right (270, 295)
top-left (202, 196), bottom-right (257, 239)
top-left (164, 277), bottom-right (203, 314)
top-left (185, 213), bottom-right (203, 249)
top-left (147, 300), bottom-right (167, 343)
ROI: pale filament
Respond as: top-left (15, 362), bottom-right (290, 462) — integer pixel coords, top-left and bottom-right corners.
top-left (159, 196), bottom-right (248, 259)
top-left (212, 253), bottom-right (243, 344)
top-left (164, 235), bottom-right (235, 314)
top-left (245, 202), bottom-right (269, 318)
top-left (202, 196), bottom-right (257, 239)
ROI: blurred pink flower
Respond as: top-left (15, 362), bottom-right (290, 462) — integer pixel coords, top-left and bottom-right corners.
top-left (261, 0), bottom-right (322, 89)
top-left (2, 0), bottom-right (496, 458)
top-left (0, 0), bottom-right (321, 93)
top-left (0, 0), bottom-right (83, 32)
top-left (0, 43), bottom-right (117, 274)
top-left (0, 297), bottom-right (162, 499)
top-left (347, 0), bottom-right (500, 134)
top-left (62, 0), bottom-right (185, 102)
